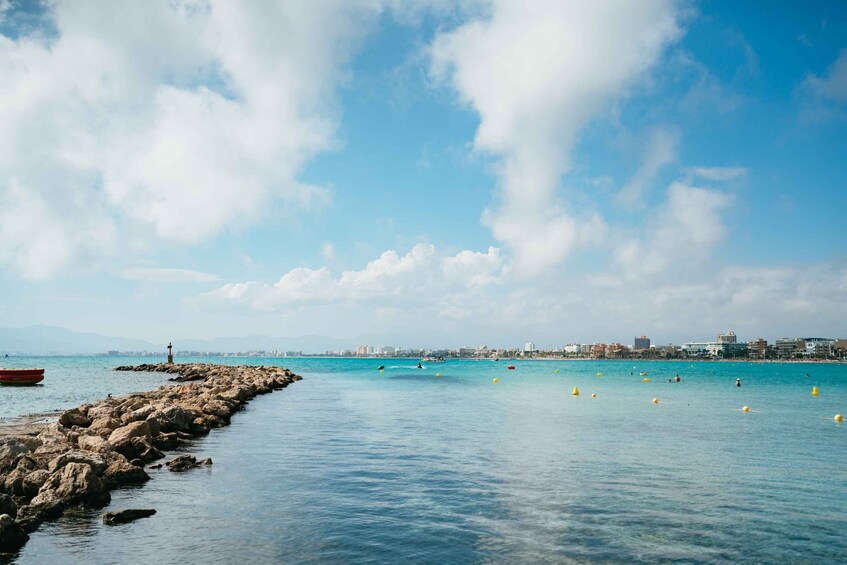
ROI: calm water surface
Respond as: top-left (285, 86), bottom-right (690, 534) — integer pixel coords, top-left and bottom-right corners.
top-left (2, 357), bottom-right (846, 563)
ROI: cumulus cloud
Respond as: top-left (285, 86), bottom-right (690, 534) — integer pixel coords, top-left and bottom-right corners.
top-left (803, 48), bottom-right (847, 103)
top-left (194, 243), bottom-right (503, 312)
top-left (430, 0), bottom-right (683, 275)
top-left (614, 181), bottom-right (733, 279)
top-left (0, 0), bottom-right (381, 278)
top-left (616, 126), bottom-right (680, 206)
top-left (683, 166), bottom-right (747, 182)
top-left (119, 268), bottom-right (219, 283)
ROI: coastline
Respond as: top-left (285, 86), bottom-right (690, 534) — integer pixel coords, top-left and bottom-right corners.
top-left (0, 363), bottom-right (301, 553)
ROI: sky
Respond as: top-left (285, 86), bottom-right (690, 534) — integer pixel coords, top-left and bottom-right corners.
top-left (0, 0), bottom-right (845, 349)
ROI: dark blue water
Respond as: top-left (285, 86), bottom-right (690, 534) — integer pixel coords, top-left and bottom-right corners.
top-left (4, 358), bottom-right (847, 563)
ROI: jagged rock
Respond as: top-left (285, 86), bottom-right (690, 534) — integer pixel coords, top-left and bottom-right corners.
top-left (36, 424), bottom-right (70, 448)
top-left (48, 451), bottom-right (107, 476)
top-left (3, 469), bottom-right (26, 497)
top-left (102, 508), bottom-right (156, 525)
top-left (0, 513), bottom-right (28, 552)
top-left (32, 462), bottom-right (110, 508)
top-left (0, 494), bottom-right (16, 519)
top-left (89, 416), bottom-right (122, 434)
top-left (148, 463), bottom-right (162, 470)
top-left (102, 455), bottom-right (150, 488)
top-left (158, 406), bottom-right (198, 433)
top-left (108, 421), bottom-right (151, 454)
top-left (202, 400), bottom-right (233, 421)
top-left (152, 432), bottom-right (179, 450)
top-left (78, 435), bottom-right (112, 454)
top-left (22, 470), bottom-right (50, 499)
top-left (165, 455), bottom-right (198, 472)
top-left (58, 408), bottom-right (91, 428)
top-left (0, 439), bottom-right (31, 472)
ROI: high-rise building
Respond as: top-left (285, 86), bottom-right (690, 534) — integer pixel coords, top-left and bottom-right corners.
top-left (524, 342), bottom-right (537, 353)
top-left (748, 338), bottom-right (767, 358)
top-left (634, 336), bottom-right (650, 350)
top-left (717, 331), bottom-right (737, 344)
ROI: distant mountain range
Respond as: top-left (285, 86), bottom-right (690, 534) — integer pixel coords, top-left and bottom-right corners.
top-left (0, 325), bottom-right (433, 355)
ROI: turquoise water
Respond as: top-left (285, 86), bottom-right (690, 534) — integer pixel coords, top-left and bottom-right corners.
top-left (3, 357), bottom-right (847, 563)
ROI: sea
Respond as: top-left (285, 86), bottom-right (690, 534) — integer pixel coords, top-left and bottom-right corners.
top-left (1, 356), bottom-right (845, 564)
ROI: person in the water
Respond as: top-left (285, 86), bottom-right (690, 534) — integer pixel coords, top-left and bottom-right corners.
top-left (674, 374), bottom-right (681, 382)
top-left (736, 378), bottom-right (741, 387)
top-left (417, 362), bottom-right (422, 369)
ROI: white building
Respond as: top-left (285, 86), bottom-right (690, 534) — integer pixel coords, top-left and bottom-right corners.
top-left (524, 342), bottom-right (537, 353)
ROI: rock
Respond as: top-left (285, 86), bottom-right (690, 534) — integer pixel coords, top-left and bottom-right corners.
top-left (0, 439), bottom-right (30, 472)
top-left (3, 469), bottom-right (26, 498)
top-left (148, 463), bottom-right (162, 470)
top-left (165, 455), bottom-right (197, 472)
top-left (36, 424), bottom-right (70, 449)
top-left (89, 416), bottom-right (122, 433)
top-left (102, 456), bottom-right (150, 489)
top-left (32, 462), bottom-right (110, 508)
top-left (101, 508), bottom-right (156, 525)
top-left (202, 400), bottom-right (233, 422)
top-left (21, 470), bottom-right (50, 499)
top-left (158, 406), bottom-right (198, 433)
top-left (152, 432), bottom-right (180, 450)
top-left (47, 451), bottom-right (107, 476)
top-left (78, 435), bottom-right (113, 454)
top-left (58, 408), bottom-right (91, 428)
top-left (0, 494), bottom-right (16, 519)
top-left (198, 458), bottom-right (213, 466)
top-left (0, 513), bottom-right (28, 552)
top-left (108, 421), bottom-right (151, 453)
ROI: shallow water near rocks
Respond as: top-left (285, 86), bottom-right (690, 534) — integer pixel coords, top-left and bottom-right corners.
top-left (4, 357), bottom-right (847, 563)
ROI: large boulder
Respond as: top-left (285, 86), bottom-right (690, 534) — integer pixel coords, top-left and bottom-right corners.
top-left (47, 451), bottom-right (107, 476)
top-left (108, 421), bottom-right (151, 453)
top-left (58, 408), bottom-right (91, 428)
top-left (101, 455), bottom-right (150, 488)
top-left (202, 400), bottom-right (233, 422)
top-left (157, 406), bottom-right (199, 433)
top-left (90, 417), bottom-right (122, 433)
top-left (0, 439), bottom-right (31, 472)
top-left (78, 435), bottom-right (112, 454)
top-left (0, 513), bottom-right (28, 552)
top-left (0, 494), bottom-right (16, 519)
top-left (31, 462), bottom-right (110, 508)
top-left (21, 470), bottom-right (50, 500)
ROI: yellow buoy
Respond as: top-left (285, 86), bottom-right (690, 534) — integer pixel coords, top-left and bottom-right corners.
top-left (379, 369), bottom-right (384, 373)
top-left (652, 398), bottom-right (659, 404)
top-left (835, 414), bottom-right (843, 422)
top-left (812, 386), bottom-right (819, 397)
top-left (591, 393), bottom-right (597, 398)
top-left (572, 387), bottom-right (579, 396)
top-left (435, 373), bottom-right (441, 377)
top-left (596, 372), bottom-right (603, 376)
top-left (493, 377), bottom-right (499, 383)
top-left (742, 406), bottom-right (750, 412)
top-left (643, 377), bottom-right (650, 383)
top-left (555, 369), bottom-right (560, 374)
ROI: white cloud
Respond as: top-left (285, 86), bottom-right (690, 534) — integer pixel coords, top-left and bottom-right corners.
top-left (683, 166), bottom-right (747, 182)
top-left (194, 243), bottom-right (504, 312)
top-left (0, 1), bottom-right (382, 278)
top-left (803, 49), bottom-right (847, 103)
top-left (614, 181), bottom-right (733, 279)
top-left (119, 268), bottom-right (219, 283)
top-left (430, 0), bottom-right (683, 276)
top-left (321, 242), bottom-right (336, 261)
top-left (616, 126), bottom-right (679, 206)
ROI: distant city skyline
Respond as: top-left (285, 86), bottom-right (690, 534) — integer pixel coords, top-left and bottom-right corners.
top-left (0, 2), bottom-right (845, 344)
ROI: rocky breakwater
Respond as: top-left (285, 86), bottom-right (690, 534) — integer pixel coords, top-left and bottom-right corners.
top-left (0, 363), bottom-right (301, 552)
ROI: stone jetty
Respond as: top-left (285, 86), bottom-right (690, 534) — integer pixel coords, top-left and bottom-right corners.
top-left (0, 363), bottom-right (301, 552)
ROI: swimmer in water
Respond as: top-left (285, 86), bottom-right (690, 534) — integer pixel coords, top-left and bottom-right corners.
top-left (675, 374), bottom-right (681, 382)
top-left (735, 378), bottom-right (741, 387)
top-left (417, 362), bottom-right (422, 369)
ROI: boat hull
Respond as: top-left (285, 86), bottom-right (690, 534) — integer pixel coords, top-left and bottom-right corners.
top-left (0, 368), bottom-right (45, 385)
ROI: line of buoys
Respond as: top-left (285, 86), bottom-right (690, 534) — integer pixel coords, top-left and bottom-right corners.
top-left (493, 377), bottom-right (499, 383)
top-left (812, 386), bottom-right (819, 397)
top-left (652, 398), bottom-right (659, 404)
top-left (572, 387), bottom-right (579, 396)
top-left (643, 377), bottom-right (650, 383)
top-left (742, 406), bottom-right (750, 412)
top-left (835, 414), bottom-right (843, 422)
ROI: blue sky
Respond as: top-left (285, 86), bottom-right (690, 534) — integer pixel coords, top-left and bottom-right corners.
top-left (0, 0), bottom-right (845, 349)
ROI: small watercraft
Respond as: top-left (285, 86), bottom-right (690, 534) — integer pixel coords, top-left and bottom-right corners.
top-left (507, 365), bottom-right (516, 370)
top-left (0, 368), bottom-right (45, 385)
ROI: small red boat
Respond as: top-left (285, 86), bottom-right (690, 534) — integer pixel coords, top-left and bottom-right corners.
top-left (0, 368), bottom-right (45, 385)
top-left (507, 365), bottom-right (516, 370)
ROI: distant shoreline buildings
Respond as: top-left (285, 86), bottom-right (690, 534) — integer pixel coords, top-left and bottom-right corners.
top-left (88, 330), bottom-right (847, 361)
